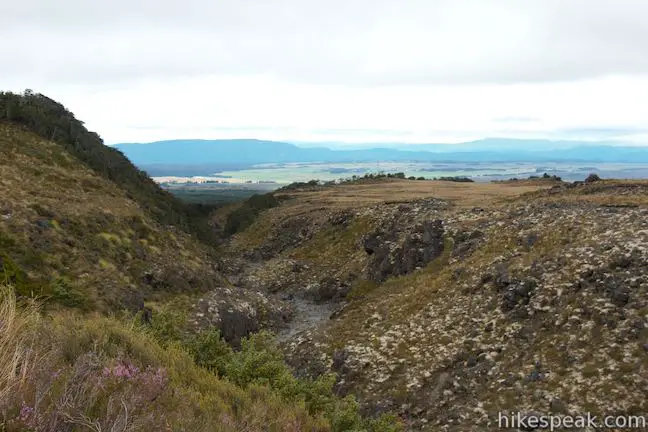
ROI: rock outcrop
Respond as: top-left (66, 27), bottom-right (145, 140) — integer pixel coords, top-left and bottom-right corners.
top-left (364, 219), bottom-right (445, 282)
top-left (190, 286), bottom-right (292, 347)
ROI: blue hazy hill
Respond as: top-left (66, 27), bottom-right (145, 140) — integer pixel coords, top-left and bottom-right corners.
top-left (113, 138), bottom-right (648, 166)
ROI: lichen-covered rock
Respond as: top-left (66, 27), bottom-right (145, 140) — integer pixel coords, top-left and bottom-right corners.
top-left (190, 286), bottom-right (291, 347)
top-left (214, 181), bottom-right (648, 430)
top-left (364, 219), bottom-right (445, 282)
top-left (279, 184), bottom-right (648, 431)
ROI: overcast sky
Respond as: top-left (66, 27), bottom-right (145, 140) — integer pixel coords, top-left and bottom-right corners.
top-left (3, 0), bottom-right (648, 145)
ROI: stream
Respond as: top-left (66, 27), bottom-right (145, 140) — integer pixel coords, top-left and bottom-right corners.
top-left (276, 296), bottom-right (339, 342)
top-left (226, 258), bottom-right (341, 342)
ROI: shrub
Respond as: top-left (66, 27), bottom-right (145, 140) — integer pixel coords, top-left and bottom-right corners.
top-left (145, 307), bottom-right (187, 347)
top-left (50, 277), bottom-right (88, 308)
top-left (0, 254), bottom-right (46, 299)
top-left (224, 331), bottom-right (305, 402)
top-left (528, 173), bottom-right (562, 181)
top-left (185, 328), bottom-right (233, 377)
top-left (217, 331), bottom-right (403, 431)
top-left (0, 288), bottom-right (330, 431)
top-left (434, 176), bottom-right (474, 183)
top-left (225, 193), bottom-right (280, 235)
top-left (585, 173), bottom-right (601, 183)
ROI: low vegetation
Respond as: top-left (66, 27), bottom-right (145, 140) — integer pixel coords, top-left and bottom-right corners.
top-left (217, 178), bottom-right (648, 430)
top-left (277, 179), bottom-right (325, 191)
top-left (495, 172), bottom-right (563, 183)
top-left (0, 93), bottom-right (406, 431)
top-left (431, 176), bottom-right (474, 182)
top-left (224, 193), bottom-right (281, 235)
top-left (0, 285), bottom-right (402, 431)
top-left (278, 173), bottom-right (474, 193)
top-left (8, 90), bottom-right (645, 431)
top-left (0, 122), bottom-right (224, 311)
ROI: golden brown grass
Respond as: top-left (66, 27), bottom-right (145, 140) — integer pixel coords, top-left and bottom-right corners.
top-left (229, 214), bottom-right (276, 251)
top-left (229, 179), bottom-right (547, 252)
top-left (531, 179), bottom-right (648, 207)
top-left (0, 286), bottom-right (40, 406)
top-left (278, 179), bottom-right (550, 211)
top-left (0, 124), bottom-right (222, 311)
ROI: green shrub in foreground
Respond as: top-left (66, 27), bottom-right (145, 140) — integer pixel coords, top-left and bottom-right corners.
top-left (184, 329), bottom-right (404, 431)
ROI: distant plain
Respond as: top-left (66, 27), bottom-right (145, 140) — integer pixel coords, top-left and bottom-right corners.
top-left (157, 161), bottom-right (648, 204)
top-left (158, 161), bottom-right (648, 185)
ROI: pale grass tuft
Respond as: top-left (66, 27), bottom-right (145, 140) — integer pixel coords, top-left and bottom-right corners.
top-left (0, 285), bottom-right (40, 406)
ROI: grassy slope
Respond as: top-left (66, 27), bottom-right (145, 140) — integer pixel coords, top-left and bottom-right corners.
top-left (0, 123), bottom-right (223, 311)
top-left (0, 92), bottom-right (201, 236)
top-left (0, 91), bottom-right (220, 241)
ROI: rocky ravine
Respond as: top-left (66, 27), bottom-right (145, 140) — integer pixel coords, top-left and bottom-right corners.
top-left (196, 181), bottom-right (648, 430)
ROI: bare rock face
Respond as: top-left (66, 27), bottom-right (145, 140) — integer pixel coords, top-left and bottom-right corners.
top-left (303, 277), bottom-right (351, 303)
top-left (190, 287), bottom-right (292, 347)
top-left (452, 229), bottom-right (485, 259)
top-left (364, 219), bottom-right (445, 282)
top-left (244, 215), bottom-right (319, 261)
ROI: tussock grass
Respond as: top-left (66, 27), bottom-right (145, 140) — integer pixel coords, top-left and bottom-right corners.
top-left (229, 213), bottom-right (276, 251)
top-left (281, 179), bottom-right (549, 210)
top-left (518, 179), bottom-right (648, 207)
top-left (0, 286), bottom-right (40, 406)
top-left (0, 124), bottom-right (223, 311)
top-left (291, 217), bottom-right (371, 264)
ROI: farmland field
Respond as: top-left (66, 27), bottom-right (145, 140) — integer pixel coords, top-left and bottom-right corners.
top-left (210, 161), bottom-right (648, 184)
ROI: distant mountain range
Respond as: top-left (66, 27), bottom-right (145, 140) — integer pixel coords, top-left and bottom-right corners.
top-left (113, 138), bottom-right (648, 175)
top-left (286, 138), bottom-right (624, 152)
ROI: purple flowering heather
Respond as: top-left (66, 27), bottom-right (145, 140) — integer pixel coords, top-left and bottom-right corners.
top-left (19, 404), bottom-right (34, 422)
top-left (104, 361), bottom-right (141, 380)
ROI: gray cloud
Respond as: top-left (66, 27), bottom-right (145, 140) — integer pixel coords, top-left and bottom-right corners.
top-left (3, 0), bottom-right (648, 87)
